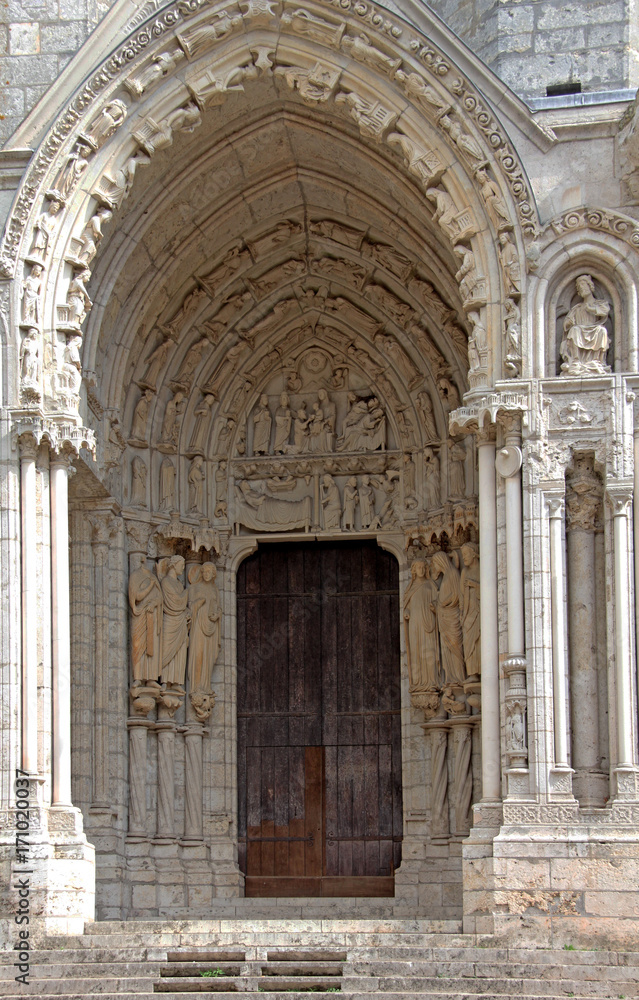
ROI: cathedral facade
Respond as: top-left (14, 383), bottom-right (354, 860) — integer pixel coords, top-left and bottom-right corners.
top-left (1, 0), bottom-right (639, 949)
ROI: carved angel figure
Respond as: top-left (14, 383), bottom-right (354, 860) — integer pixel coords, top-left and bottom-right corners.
top-left (403, 560), bottom-right (440, 693)
top-left (159, 555), bottom-right (190, 688)
top-left (252, 395), bottom-right (272, 455)
top-left (187, 562), bottom-right (221, 694)
top-left (560, 274), bottom-right (611, 376)
top-left (128, 555), bottom-right (163, 684)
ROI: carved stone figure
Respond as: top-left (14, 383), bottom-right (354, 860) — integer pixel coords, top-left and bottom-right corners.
top-left (403, 452), bottom-right (416, 498)
top-left (437, 376), bottom-right (460, 414)
top-left (475, 167), bottom-right (511, 231)
top-left (454, 244), bottom-right (477, 304)
top-left (318, 388), bottom-right (336, 435)
top-left (460, 542), bottom-right (480, 678)
top-left (189, 394), bottom-right (215, 453)
top-left (341, 33), bottom-right (402, 75)
top-left (281, 8), bottom-right (346, 46)
top-left (498, 232), bottom-right (520, 295)
top-left (125, 49), bottom-right (183, 97)
top-left (53, 143), bottom-right (91, 200)
top-left (426, 187), bottom-right (459, 240)
top-left (159, 458), bottom-right (176, 511)
top-left (338, 395), bottom-right (386, 452)
top-left (160, 391), bottom-right (185, 451)
top-left (467, 310), bottom-right (487, 373)
top-left (321, 474), bottom-right (341, 529)
top-left (159, 555), bottom-right (190, 688)
top-left (75, 207), bottom-right (112, 266)
top-left (417, 390), bottom-right (439, 442)
top-left (187, 563), bottom-right (221, 694)
top-left (205, 342), bottom-right (244, 397)
top-left (448, 439), bottom-right (466, 497)
top-left (82, 99), bottom-right (127, 149)
top-left (21, 264), bottom-right (43, 326)
top-left (387, 132), bottom-right (443, 188)
top-left (135, 101), bottom-right (202, 155)
top-left (20, 328), bottom-right (40, 388)
top-left (395, 69), bottom-right (449, 115)
top-left (30, 199), bottom-right (62, 259)
top-left (403, 560), bottom-right (440, 693)
top-left (560, 274), bottom-right (611, 376)
top-left (174, 337), bottom-right (208, 388)
top-left (66, 268), bottom-right (92, 327)
top-left (140, 338), bottom-right (171, 390)
top-left (129, 555), bottom-right (163, 684)
top-left (188, 455), bottom-right (206, 513)
top-left (335, 91), bottom-right (397, 140)
top-left (252, 395), bottom-right (272, 454)
top-left (439, 114), bottom-right (484, 164)
top-left (375, 333), bottom-right (421, 387)
top-left (130, 389), bottom-right (154, 444)
top-left (277, 61), bottom-right (341, 104)
top-left (424, 447), bottom-right (441, 508)
top-left (431, 551), bottom-right (465, 685)
top-left (131, 456), bottom-right (147, 507)
top-left (273, 392), bottom-right (292, 453)
top-left (342, 477), bottom-right (359, 529)
top-left (104, 151), bottom-right (151, 208)
top-left (235, 479), bottom-right (312, 531)
top-left (178, 13), bottom-right (242, 58)
top-left (504, 297), bottom-right (522, 376)
top-left (359, 475), bottom-right (375, 528)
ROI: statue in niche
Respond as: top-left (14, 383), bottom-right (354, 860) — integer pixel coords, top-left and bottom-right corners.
top-left (159, 457), bottom-right (176, 511)
top-left (403, 560), bottom-right (440, 693)
top-left (128, 555), bottom-right (163, 685)
top-left (130, 389), bottom-right (154, 444)
top-left (188, 455), bottom-right (206, 514)
top-left (417, 390), bottom-right (439, 442)
top-left (140, 338), bottom-right (172, 390)
top-left (235, 479), bottom-right (312, 532)
top-left (75, 206), bottom-right (112, 266)
top-left (158, 555), bottom-right (190, 689)
top-left (321, 474), bottom-right (341, 530)
top-left (131, 456), bottom-right (147, 507)
top-left (189, 394), bottom-right (215, 453)
top-left (337, 396), bottom-right (386, 452)
top-left (252, 395), bottom-right (272, 455)
top-left (359, 475), bottom-right (375, 529)
top-left (20, 328), bottom-right (40, 388)
top-left (560, 274), bottom-right (611, 376)
top-left (424, 448), bottom-right (441, 509)
top-left (187, 562), bottom-right (221, 694)
top-left (30, 198), bottom-right (62, 259)
top-left (460, 542), bottom-right (480, 679)
top-left (498, 232), bottom-right (520, 295)
top-left (273, 392), bottom-right (292, 453)
top-left (160, 391), bottom-right (185, 451)
top-left (448, 439), bottom-right (466, 497)
top-left (66, 268), bottom-right (92, 327)
top-left (21, 264), bottom-right (43, 326)
top-left (214, 460), bottom-right (228, 518)
top-left (430, 551), bottom-right (465, 686)
top-left (342, 477), bottom-right (359, 529)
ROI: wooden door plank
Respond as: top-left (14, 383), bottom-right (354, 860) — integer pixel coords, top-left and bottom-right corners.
top-left (273, 746), bottom-right (289, 877)
top-left (288, 746), bottom-right (305, 877)
top-left (260, 747), bottom-right (275, 877)
top-left (304, 746), bottom-right (324, 878)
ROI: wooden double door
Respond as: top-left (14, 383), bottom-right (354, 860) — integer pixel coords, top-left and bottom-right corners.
top-left (237, 540), bottom-right (402, 897)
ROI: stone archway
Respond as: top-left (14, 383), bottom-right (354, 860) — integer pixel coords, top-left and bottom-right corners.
top-left (1, 0), bottom-right (539, 927)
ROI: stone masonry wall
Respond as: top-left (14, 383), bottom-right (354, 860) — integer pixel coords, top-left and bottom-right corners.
top-left (430, 0), bottom-right (639, 100)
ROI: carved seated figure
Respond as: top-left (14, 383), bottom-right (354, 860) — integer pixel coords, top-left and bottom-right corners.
top-left (560, 274), bottom-right (611, 376)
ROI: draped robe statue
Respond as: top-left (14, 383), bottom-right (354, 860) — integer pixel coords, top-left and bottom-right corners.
top-left (403, 560), bottom-right (440, 693)
top-left (460, 543), bottom-right (481, 678)
top-left (187, 563), bottom-right (221, 694)
top-left (431, 551), bottom-right (465, 685)
top-left (129, 555), bottom-right (163, 684)
top-left (159, 555), bottom-right (190, 688)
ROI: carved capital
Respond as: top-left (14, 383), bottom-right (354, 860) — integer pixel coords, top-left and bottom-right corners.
top-left (18, 433), bottom-right (38, 460)
top-left (546, 495), bottom-right (565, 519)
top-left (124, 517), bottom-right (154, 554)
top-left (475, 425), bottom-right (496, 446)
top-left (88, 510), bottom-right (118, 546)
top-left (565, 489), bottom-right (601, 532)
top-left (606, 484), bottom-right (634, 517)
top-left (497, 410), bottom-right (521, 441)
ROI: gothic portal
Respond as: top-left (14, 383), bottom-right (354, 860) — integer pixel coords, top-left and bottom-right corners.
top-left (2, 0), bottom-right (639, 952)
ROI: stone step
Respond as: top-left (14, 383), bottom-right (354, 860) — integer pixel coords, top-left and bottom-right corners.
top-left (0, 991), bottom-right (627, 1000)
top-left (80, 917), bottom-right (461, 934)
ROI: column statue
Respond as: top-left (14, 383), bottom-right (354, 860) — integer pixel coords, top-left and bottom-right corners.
top-left (128, 555), bottom-right (163, 685)
top-left (403, 560), bottom-right (440, 693)
top-left (187, 562), bottom-right (221, 694)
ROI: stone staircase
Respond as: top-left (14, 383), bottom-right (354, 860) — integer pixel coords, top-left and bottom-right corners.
top-left (1, 913), bottom-right (639, 999)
